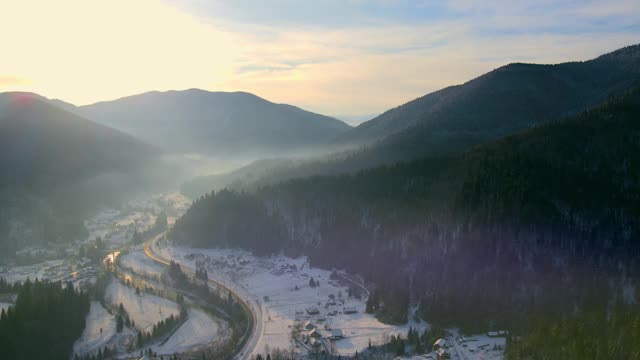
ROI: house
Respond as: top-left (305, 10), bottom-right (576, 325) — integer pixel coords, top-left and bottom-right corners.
top-left (330, 329), bottom-right (343, 340)
top-left (306, 306), bottom-right (320, 315)
top-left (304, 320), bottom-right (316, 330)
top-left (310, 338), bottom-right (322, 347)
top-left (433, 338), bottom-right (447, 349)
top-left (343, 306), bottom-right (357, 314)
top-left (436, 348), bottom-right (450, 359)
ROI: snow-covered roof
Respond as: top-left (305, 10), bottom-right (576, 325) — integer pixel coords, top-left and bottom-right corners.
top-left (434, 338), bottom-right (447, 347)
top-left (436, 348), bottom-right (448, 355)
top-left (304, 320), bottom-right (316, 329)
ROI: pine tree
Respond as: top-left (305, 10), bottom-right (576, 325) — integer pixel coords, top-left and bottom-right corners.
top-left (116, 314), bottom-right (124, 332)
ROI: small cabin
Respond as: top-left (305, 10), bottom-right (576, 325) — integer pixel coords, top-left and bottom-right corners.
top-left (433, 338), bottom-right (447, 349)
top-left (306, 306), bottom-right (320, 315)
top-left (304, 320), bottom-right (316, 330)
top-left (343, 306), bottom-right (357, 314)
top-left (436, 348), bottom-right (450, 359)
top-left (309, 329), bottom-right (322, 339)
top-left (310, 338), bottom-right (322, 347)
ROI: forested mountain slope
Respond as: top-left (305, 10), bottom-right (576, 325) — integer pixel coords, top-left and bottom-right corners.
top-left (337, 44), bottom-right (640, 154)
top-left (0, 93), bottom-right (160, 255)
top-left (170, 87), bottom-right (640, 357)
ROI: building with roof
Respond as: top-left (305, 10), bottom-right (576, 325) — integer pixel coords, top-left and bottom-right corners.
top-left (304, 320), bottom-right (316, 330)
top-left (433, 338), bottom-right (447, 349)
top-left (343, 306), bottom-right (357, 314)
top-left (330, 329), bottom-right (343, 340)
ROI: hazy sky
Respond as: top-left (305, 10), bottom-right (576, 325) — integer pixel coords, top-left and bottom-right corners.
top-left (1, 0), bottom-right (638, 117)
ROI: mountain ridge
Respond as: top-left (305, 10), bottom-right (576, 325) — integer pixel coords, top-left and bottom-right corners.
top-left (73, 88), bottom-right (352, 157)
top-left (335, 43), bottom-right (640, 150)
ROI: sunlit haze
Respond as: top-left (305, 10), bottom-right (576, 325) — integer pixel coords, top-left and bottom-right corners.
top-left (1, 0), bottom-right (638, 116)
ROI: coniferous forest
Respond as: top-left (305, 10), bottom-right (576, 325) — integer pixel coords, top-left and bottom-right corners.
top-left (171, 87), bottom-right (640, 358)
top-left (0, 279), bottom-right (90, 360)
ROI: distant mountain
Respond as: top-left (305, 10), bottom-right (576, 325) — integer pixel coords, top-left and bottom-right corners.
top-left (0, 92), bottom-right (159, 254)
top-left (74, 89), bottom-right (351, 156)
top-left (335, 43), bottom-right (640, 158)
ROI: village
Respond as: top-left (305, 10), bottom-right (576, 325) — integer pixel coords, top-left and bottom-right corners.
top-left (0, 190), bottom-right (508, 360)
top-left (155, 243), bottom-right (508, 360)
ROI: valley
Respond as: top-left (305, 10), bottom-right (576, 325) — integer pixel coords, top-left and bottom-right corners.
top-left (1, 16), bottom-right (639, 358)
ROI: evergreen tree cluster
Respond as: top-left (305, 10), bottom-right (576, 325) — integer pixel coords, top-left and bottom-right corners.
top-left (135, 312), bottom-right (184, 348)
top-left (170, 189), bottom-right (286, 255)
top-left (0, 279), bottom-right (90, 360)
top-left (195, 260), bottom-right (209, 282)
top-left (506, 299), bottom-right (640, 360)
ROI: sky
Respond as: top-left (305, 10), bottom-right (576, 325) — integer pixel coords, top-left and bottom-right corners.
top-left (0, 1), bottom-right (638, 121)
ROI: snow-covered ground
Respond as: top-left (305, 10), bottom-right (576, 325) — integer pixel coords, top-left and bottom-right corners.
top-left (444, 329), bottom-right (506, 360)
top-left (73, 301), bottom-right (136, 357)
top-left (105, 279), bottom-right (181, 333)
top-left (118, 248), bottom-right (165, 278)
top-left (156, 245), bottom-right (426, 357)
top-left (85, 192), bottom-right (190, 249)
top-left (0, 192), bottom-right (190, 289)
top-left (152, 308), bottom-right (226, 355)
top-left (0, 259), bottom-right (96, 288)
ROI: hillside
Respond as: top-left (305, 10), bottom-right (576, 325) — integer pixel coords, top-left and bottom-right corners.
top-left (75, 89), bottom-right (351, 156)
top-left (0, 93), bottom-right (159, 255)
top-left (169, 86), bottom-right (640, 357)
top-left (337, 44), bottom-right (640, 155)
top-left (185, 44), bottom-right (640, 196)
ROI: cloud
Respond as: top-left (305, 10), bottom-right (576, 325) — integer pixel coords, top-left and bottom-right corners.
top-left (0, 0), bottom-right (638, 116)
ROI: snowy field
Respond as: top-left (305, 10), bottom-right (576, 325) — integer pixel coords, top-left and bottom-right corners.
top-left (105, 279), bottom-right (181, 333)
top-left (0, 259), bottom-right (96, 288)
top-left (118, 248), bottom-right (165, 278)
top-left (156, 245), bottom-right (426, 357)
top-left (152, 308), bottom-right (226, 355)
top-left (73, 301), bottom-right (136, 357)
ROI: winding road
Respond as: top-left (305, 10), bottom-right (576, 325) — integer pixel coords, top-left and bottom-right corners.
top-left (143, 233), bottom-right (263, 360)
